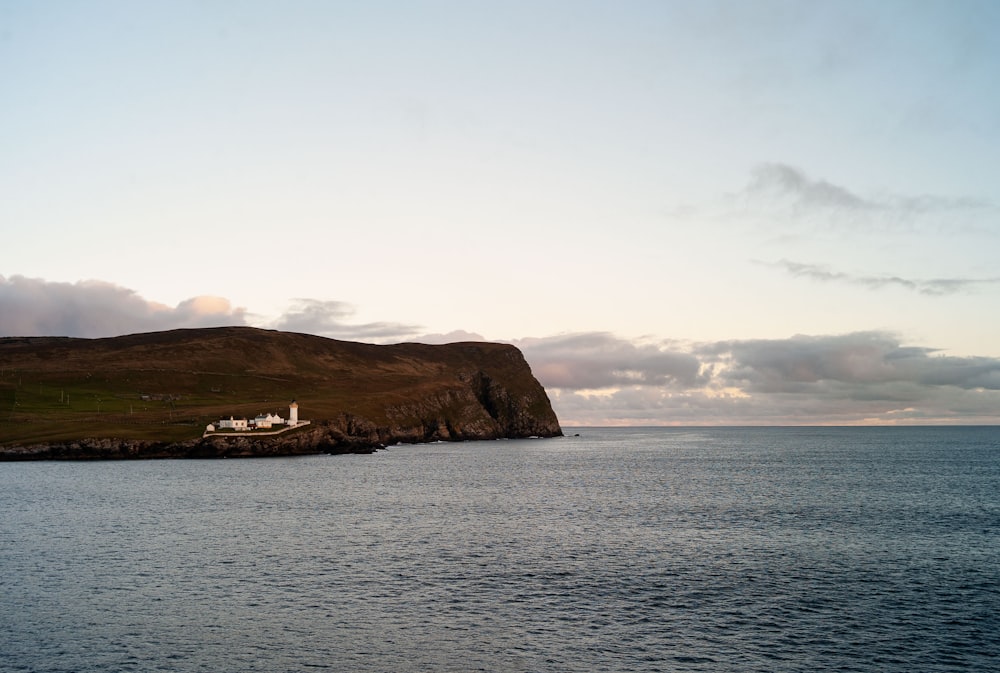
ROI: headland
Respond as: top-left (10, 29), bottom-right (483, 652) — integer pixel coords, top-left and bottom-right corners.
top-left (0, 327), bottom-right (562, 460)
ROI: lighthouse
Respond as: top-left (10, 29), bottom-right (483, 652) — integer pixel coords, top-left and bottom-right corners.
top-left (288, 400), bottom-right (299, 427)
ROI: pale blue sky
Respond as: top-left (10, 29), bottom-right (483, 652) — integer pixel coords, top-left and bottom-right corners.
top-left (3, 1), bottom-right (1000, 424)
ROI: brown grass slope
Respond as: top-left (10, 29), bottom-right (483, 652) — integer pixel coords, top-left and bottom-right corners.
top-left (0, 326), bottom-right (562, 452)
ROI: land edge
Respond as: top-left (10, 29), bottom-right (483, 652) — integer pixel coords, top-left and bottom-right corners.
top-left (0, 416), bottom-right (563, 461)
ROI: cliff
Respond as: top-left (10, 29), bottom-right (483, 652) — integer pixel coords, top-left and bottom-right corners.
top-left (0, 327), bottom-right (562, 459)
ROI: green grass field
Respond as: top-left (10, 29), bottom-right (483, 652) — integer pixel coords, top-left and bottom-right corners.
top-left (0, 370), bottom-right (305, 445)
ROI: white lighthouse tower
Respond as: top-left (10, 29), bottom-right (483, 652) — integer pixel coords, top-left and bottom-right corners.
top-left (288, 400), bottom-right (299, 427)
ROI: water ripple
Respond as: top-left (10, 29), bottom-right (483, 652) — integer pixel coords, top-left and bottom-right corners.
top-left (2, 427), bottom-right (999, 672)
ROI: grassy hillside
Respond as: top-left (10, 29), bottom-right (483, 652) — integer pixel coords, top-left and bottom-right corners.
top-left (0, 327), bottom-right (560, 446)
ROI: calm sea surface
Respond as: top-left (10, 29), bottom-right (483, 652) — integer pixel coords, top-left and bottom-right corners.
top-left (2, 427), bottom-right (998, 672)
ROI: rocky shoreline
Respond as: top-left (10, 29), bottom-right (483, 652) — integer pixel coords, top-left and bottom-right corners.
top-left (0, 413), bottom-right (564, 461)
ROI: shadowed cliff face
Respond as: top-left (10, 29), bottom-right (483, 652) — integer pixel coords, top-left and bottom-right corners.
top-left (0, 327), bottom-right (562, 459)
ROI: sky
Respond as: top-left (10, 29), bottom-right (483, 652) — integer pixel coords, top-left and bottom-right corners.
top-left (3, 0), bottom-right (1000, 425)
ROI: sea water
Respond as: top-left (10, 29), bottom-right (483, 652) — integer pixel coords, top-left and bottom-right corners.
top-left (1, 427), bottom-right (998, 672)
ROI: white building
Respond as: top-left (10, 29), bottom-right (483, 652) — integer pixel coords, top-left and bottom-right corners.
top-left (210, 403), bottom-right (300, 434)
top-left (253, 412), bottom-right (285, 429)
top-left (219, 416), bottom-right (248, 431)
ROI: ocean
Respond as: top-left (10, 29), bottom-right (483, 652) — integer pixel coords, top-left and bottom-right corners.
top-left (1, 427), bottom-right (998, 672)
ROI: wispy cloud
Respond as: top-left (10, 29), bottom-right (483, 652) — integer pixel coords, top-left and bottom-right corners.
top-left (270, 299), bottom-right (421, 342)
top-left (671, 162), bottom-right (994, 242)
top-left (741, 163), bottom-right (994, 232)
top-left (0, 275), bottom-right (248, 338)
top-left (748, 163), bottom-right (992, 216)
top-left (766, 259), bottom-right (1000, 295)
top-left (749, 163), bottom-right (874, 211)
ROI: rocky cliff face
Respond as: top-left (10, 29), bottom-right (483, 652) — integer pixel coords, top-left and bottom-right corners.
top-left (1, 423), bottom-right (372, 460)
top-left (0, 327), bottom-right (562, 460)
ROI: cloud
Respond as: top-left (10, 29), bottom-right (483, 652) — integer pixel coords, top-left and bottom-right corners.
top-left (526, 330), bottom-right (1000, 425)
top-left (412, 330), bottom-right (486, 345)
top-left (514, 332), bottom-right (704, 390)
top-left (6, 274), bottom-right (1000, 425)
top-left (670, 162), bottom-right (994, 244)
top-left (766, 259), bottom-right (1000, 295)
top-left (0, 274), bottom-right (248, 338)
top-left (0, 276), bottom-right (457, 346)
top-left (749, 163), bottom-right (874, 211)
top-left (743, 162), bottom-right (993, 227)
top-left (706, 332), bottom-right (1000, 399)
top-left (270, 298), bottom-right (422, 342)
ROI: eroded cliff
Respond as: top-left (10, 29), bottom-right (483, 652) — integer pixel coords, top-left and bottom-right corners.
top-left (0, 327), bottom-right (562, 459)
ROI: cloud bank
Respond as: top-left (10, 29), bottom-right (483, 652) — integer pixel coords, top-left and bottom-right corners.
top-left (5, 275), bottom-right (1000, 425)
top-left (514, 333), bottom-right (703, 390)
top-left (521, 331), bottom-right (1000, 426)
top-left (0, 277), bottom-right (427, 343)
top-left (0, 275), bottom-right (249, 338)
